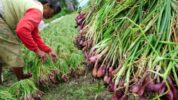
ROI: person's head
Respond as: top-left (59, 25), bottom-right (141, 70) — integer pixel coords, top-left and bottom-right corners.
top-left (39, 0), bottom-right (61, 19)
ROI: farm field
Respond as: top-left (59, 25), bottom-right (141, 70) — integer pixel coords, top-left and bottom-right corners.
top-left (0, 0), bottom-right (178, 100)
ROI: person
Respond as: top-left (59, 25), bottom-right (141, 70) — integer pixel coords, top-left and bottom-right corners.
top-left (0, 0), bottom-right (61, 83)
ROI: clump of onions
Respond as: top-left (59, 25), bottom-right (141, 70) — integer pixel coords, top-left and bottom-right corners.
top-left (75, 12), bottom-right (86, 30)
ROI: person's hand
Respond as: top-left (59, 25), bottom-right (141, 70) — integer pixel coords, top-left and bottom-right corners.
top-left (48, 50), bottom-right (58, 62)
top-left (35, 48), bottom-right (46, 62)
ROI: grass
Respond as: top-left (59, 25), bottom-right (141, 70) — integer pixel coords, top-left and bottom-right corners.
top-left (42, 74), bottom-right (111, 100)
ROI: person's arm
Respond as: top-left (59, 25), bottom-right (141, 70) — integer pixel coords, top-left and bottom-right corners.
top-left (32, 27), bottom-right (57, 62)
top-left (16, 8), bottom-right (57, 62)
top-left (15, 8), bottom-right (42, 52)
top-left (32, 27), bottom-right (51, 53)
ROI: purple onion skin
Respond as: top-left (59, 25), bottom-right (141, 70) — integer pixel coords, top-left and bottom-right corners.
top-left (146, 83), bottom-right (163, 92)
top-left (48, 73), bottom-right (58, 84)
top-left (109, 66), bottom-right (113, 73)
top-left (101, 67), bottom-right (106, 77)
top-left (104, 73), bottom-right (111, 84)
top-left (79, 40), bottom-right (83, 45)
top-left (166, 90), bottom-right (174, 100)
top-left (108, 82), bottom-right (115, 92)
top-left (112, 94), bottom-right (119, 100)
top-left (141, 95), bottom-right (146, 100)
top-left (137, 78), bottom-right (153, 96)
top-left (116, 91), bottom-right (123, 98)
top-left (76, 13), bottom-right (85, 22)
top-left (138, 87), bottom-right (145, 96)
top-left (171, 87), bottom-right (177, 99)
top-left (104, 74), bottom-right (108, 83)
top-left (61, 75), bottom-right (69, 82)
top-left (130, 84), bottom-right (140, 93)
top-left (82, 41), bottom-right (87, 47)
top-left (80, 24), bottom-right (84, 30)
top-left (119, 80), bottom-right (125, 87)
top-left (167, 77), bottom-right (177, 98)
top-left (89, 55), bottom-right (99, 63)
top-left (75, 13), bottom-right (85, 29)
top-left (120, 95), bottom-right (126, 100)
top-left (158, 85), bottom-right (166, 94)
top-left (106, 76), bottom-right (112, 84)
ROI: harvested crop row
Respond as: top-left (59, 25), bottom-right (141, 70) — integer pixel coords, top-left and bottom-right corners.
top-left (75, 0), bottom-right (178, 99)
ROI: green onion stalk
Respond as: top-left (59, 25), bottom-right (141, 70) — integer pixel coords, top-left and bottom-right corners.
top-left (79, 0), bottom-right (178, 99)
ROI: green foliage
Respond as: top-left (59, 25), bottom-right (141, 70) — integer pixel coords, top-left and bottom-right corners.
top-left (0, 13), bottom-right (84, 100)
top-left (0, 72), bottom-right (38, 100)
top-left (0, 89), bottom-right (16, 100)
top-left (9, 79), bottom-right (38, 99)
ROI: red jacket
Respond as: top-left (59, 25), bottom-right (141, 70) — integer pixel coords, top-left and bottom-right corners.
top-left (16, 9), bottom-right (51, 53)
